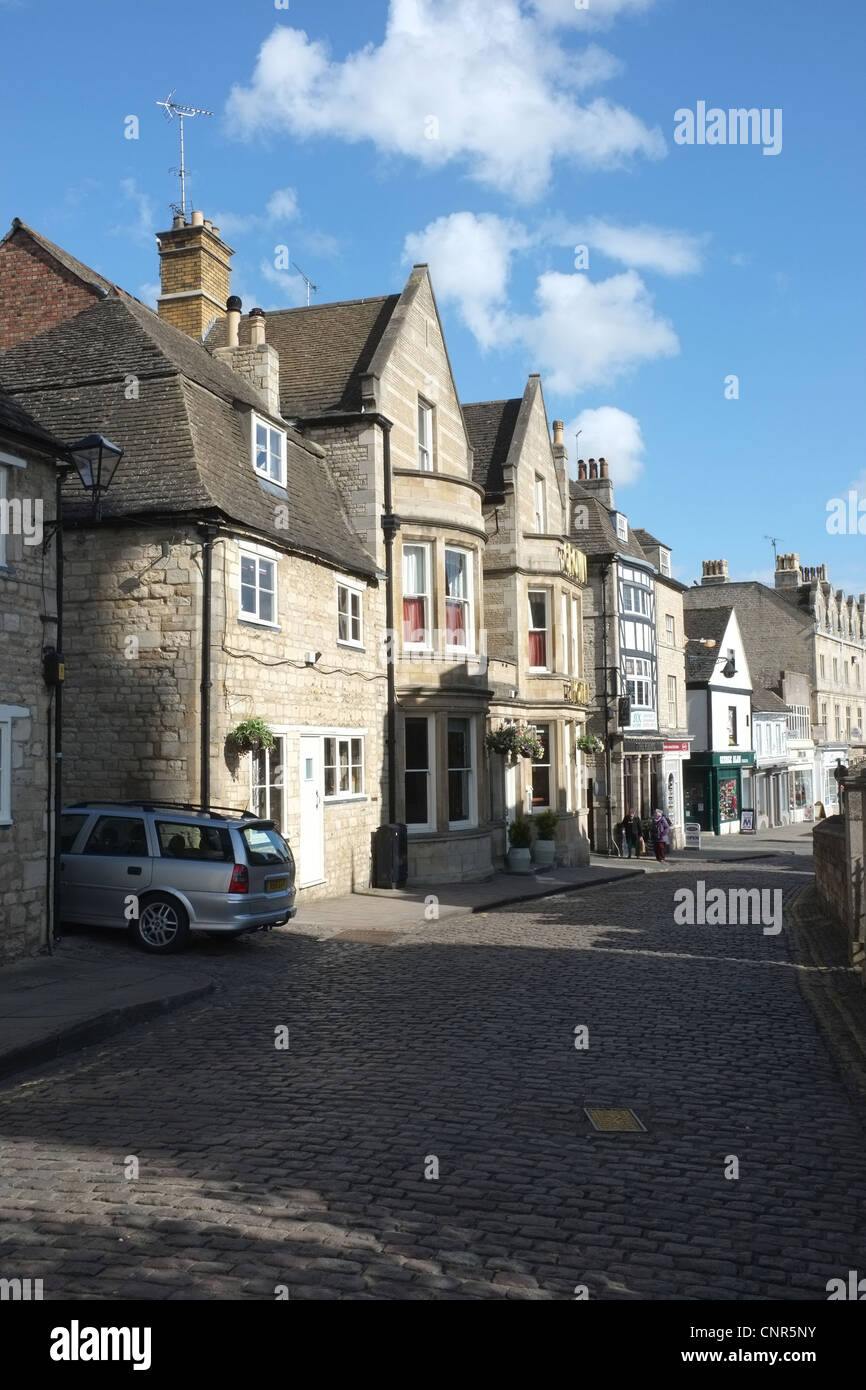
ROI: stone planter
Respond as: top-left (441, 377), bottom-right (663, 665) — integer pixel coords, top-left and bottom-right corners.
top-left (533, 838), bottom-right (556, 867)
top-left (507, 847), bottom-right (533, 874)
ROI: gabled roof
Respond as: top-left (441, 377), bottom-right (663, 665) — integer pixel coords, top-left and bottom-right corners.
top-left (2, 218), bottom-right (116, 298)
top-left (0, 294), bottom-right (375, 575)
top-left (462, 398), bottom-right (522, 495)
top-left (683, 606), bottom-right (734, 681)
top-left (207, 295), bottom-right (401, 418)
top-left (570, 480), bottom-right (650, 563)
top-left (632, 526), bottom-right (670, 552)
top-left (0, 385), bottom-right (66, 455)
top-left (751, 688), bottom-right (787, 714)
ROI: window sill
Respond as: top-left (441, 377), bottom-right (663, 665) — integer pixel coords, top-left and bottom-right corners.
top-left (336, 640), bottom-right (365, 652)
top-left (324, 794), bottom-right (368, 805)
top-left (253, 468), bottom-right (287, 489)
top-left (238, 618), bottom-right (281, 632)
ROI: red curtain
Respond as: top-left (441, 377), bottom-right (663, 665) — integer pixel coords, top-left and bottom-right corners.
top-left (403, 597), bottom-right (426, 643)
top-left (446, 599), bottom-right (465, 645)
top-left (529, 631), bottom-right (546, 667)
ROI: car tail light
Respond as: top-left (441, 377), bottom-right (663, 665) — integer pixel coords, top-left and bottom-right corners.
top-left (229, 863), bottom-right (249, 894)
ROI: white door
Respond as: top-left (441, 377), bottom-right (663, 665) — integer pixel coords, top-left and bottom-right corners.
top-left (299, 737), bottom-right (325, 886)
top-left (505, 761), bottom-right (521, 825)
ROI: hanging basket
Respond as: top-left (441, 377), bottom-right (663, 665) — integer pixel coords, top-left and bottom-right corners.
top-left (576, 733), bottom-right (605, 755)
top-left (485, 723), bottom-right (545, 761)
top-left (227, 718), bottom-right (275, 754)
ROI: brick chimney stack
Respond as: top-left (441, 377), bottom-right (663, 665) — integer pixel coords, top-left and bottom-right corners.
top-left (157, 210), bottom-right (234, 339)
top-left (550, 413), bottom-right (568, 512)
top-left (774, 552), bottom-right (802, 590)
top-left (580, 456), bottom-right (615, 510)
top-left (701, 559), bottom-right (729, 585)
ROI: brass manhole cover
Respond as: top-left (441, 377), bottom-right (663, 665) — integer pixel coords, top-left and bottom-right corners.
top-left (584, 1106), bottom-right (646, 1132)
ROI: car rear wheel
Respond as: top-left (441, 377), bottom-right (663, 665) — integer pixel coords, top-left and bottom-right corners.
top-left (131, 894), bottom-right (190, 953)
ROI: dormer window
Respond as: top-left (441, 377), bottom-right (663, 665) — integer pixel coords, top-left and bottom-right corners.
top-left (615, 513), bottom-right (628, 543)
top-left (253, 416), bottom-right (286, 486)
top-left (659, 549), bottom-right (671, 577)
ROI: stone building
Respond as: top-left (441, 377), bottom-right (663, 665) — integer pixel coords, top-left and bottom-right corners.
top-left (567, 461), bottom-right (690, 851)
top-left (0, 389), bottom-right (65, 959)
top-left (463, 382), bottom-right (590, 866)
top-left (208, 264), bottom-right (498, 883)
top-left (0, 219), bottom-right (387, 902)
top-left (685, 554), bottom-right (863, 815)
top-left (682, 606), bottom-right (755, 835)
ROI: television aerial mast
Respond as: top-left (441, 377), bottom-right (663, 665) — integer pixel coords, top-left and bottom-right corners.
top-left (156, 92), bottom-right (213, 218)
top-left (764, 534), bottom-right (782, 567)
top-left (292, 262), bottom-right (318, 307)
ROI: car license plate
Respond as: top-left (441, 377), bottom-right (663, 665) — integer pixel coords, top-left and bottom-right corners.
top-left (266, 877), bottom-right (288, 893)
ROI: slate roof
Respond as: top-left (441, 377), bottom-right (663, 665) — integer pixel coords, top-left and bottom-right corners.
top-left (0, 385), bottom-right (67, 455)
top-left (0, 294), bottom-right (375, 575)
top-left (569, 480), bottom-right (651, 563)
top-left (632, 526), bottom-right (670, 552)
top-left (751, 688), bottom-right (787, 714)
top-left (462, 398), bottom-right (522, 495)
top-left (207, 297), bottom-right (401, 419)
top-left (2, 218), bottom-right (116, 297)
top-left (683, 606), bottom-right (733, 681)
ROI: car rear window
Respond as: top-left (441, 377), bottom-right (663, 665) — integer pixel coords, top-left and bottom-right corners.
top-left (156, 821), bottom-right (233, 862)
top-left (241, 824), bottom-right (292, 866)
top-left (60, 814), bottom-right (89, 852)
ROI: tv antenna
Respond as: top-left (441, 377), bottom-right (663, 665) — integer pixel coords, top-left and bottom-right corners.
top-left (292, 262), bottom-right (318, 307)
top-left (156, 92), bottom-right (213, 218)
top-left (765, 534), bottom-right (782, 566)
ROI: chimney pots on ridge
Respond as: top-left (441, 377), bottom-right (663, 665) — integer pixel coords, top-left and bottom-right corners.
top-left (226, 295), bottom-right (242, 349)
top-left (552, 420), bottom-right (564, 447)
top-left (250, 307), bottom-right (266, 346)
top-left (577, 459), bottom-right (587, 481)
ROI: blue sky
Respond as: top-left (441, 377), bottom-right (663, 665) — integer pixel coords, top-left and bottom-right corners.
top-left (2, 0), bottom-right (864, 592)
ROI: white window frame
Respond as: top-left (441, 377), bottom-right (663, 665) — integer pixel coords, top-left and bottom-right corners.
top-left (444, 547), bottom-right (474, 655)
top-left (336, 578), bottom-right (364, 648)
top-left (528, 588), bottom-right (550, 672)
top-left (561, 592), bottom-right (569, 673)
top-left (324, 735), bottom-right (366, 800)
top-left (530, 722), bottom-right (552, 812)
top-left (615, 513), bottom-right (628, 543)
top-left (418, 398), bottom-right (434, 472)
top-left (238, 542), bottom-right (278, 628)
top-left (252, 414), bottom-right (287, 487)
top-left (447, 715), bottom-right (477, 830)
top-left (665, 613), bottom-right (675, 644)
top-left (571, 596), bottom-right (580, 678)
top-left (623, 585), bottom-right (651, 616)
top-left (667, 674), bottom-right (678, 728)
top-left (0, 705), bottom-right (27, 826)
top-left (625, 656), bottom-right (653, 709)
top-left (402, 542), bottom-right (432, 652)
top-left (249, 735), bottom-right (286, 831)
top-left (534, 475), bottom-right (546, 533)
top-left (659, 549), bottom-right (671, 577)
top-left (405, 713), bottom-right (436, 832)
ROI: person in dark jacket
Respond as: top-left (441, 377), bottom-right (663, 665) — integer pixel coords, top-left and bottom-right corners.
top-left (618, 809), bottom-right (642, 858)
top-left (650, 808), bottom-right (671, 864)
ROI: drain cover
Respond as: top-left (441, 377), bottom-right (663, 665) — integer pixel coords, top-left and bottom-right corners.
top-left (584, 1106), bottom-right (646, 1132)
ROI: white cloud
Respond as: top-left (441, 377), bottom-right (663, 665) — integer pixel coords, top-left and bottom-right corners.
top-left (213, 186), bottom-right (299, 238)
top-left (532, 0), bottom-right (660, 28)
top-left (258, 258), bottom-right (310, 307)
top-left (566, 406), bottom-right (646, 484)
top-left (137, 281), bottom-right (161, 309)
top-left (226, 0), bottom-right (665, 202)
top-left (404, 212), bottom-right (527, 347)
top-left (571, 217), bottom-right (705, 275)
top-left (404, 212), bottom-right (679, 393)
top-left (112, 178), bottom-right (155, 245)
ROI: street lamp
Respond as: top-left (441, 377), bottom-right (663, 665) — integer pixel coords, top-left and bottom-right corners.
top-left (66, 434), bottom-right (124, 520)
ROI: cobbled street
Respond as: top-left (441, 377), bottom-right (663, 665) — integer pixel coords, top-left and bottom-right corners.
top-left (1, 857), bottom-right (864, 1301)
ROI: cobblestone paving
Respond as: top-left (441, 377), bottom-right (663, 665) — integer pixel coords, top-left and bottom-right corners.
top-left (1, 859), bottom-right (864, 1301)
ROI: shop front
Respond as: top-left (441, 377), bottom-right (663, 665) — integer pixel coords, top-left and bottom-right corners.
top-left (660, 739), bottom-right (690, 850)
top-left (683, 750), bottom-right (756, 836)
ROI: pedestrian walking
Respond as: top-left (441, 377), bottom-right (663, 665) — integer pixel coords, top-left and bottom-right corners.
top-left (618, 808), bottom-right (642, 858)
top-left (650, 807), bottom-right (671, 864)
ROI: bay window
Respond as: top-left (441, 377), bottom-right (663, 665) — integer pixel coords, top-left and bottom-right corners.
top-left (445, 548), bottom-right (473, 652)
top-left (402, 543), bottom-right (430, 648)
top-left (405, 715), bottom-right (434, 830)
top-left (625, 656), bottom-right (653, 708)
top-left (447, 717), bottom-right (476, 827)
top-left (531, 723), bottom-right (551, 809)
top-left (528, 590), bottom-right (549, 671)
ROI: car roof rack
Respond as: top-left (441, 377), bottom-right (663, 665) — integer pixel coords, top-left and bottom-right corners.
top-left (66, 800), bottom-right (261, 821)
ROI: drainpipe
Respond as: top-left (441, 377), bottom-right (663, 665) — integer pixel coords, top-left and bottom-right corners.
top-left (199, 524), bottom-right (216, 812)
top-left (375, 417), bottom-right (398, 824)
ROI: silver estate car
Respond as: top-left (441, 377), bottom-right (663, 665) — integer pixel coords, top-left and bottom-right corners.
top-left (60, 802), bottom-right (296, 953)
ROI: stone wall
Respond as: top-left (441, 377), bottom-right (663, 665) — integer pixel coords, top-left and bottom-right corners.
top-left (0, 442), bottom-right (56, 961)
top-left (813, 816), bottom-right (848, 940)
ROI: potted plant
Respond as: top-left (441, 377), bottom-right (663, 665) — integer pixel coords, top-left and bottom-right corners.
top-left (485, 723), bottom-right (546, 762)
top-left (506, 815), bottom-right (534, 874)
top-left (227, 717), bottom-right (275, 754)
top-left (533, 809), bottom-right (558, 866)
